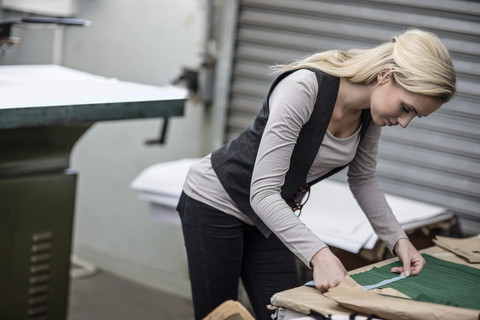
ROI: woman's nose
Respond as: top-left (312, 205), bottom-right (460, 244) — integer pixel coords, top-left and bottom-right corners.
top-left (398, 114), bottom-right (416, 128)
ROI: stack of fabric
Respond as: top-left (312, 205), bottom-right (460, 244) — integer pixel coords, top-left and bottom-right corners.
top-left (130, 158), bottom-right (200, 224)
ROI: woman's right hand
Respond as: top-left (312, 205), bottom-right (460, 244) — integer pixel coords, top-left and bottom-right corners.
top-left (310, 247), bottom-right (347, 293)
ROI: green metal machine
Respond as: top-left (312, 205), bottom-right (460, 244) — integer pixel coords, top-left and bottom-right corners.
top-left (0, 126), bottom-right (87, 320)
top-left (0, 65), bottom-right (186, 319)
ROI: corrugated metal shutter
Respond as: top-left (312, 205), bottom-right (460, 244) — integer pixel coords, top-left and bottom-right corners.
top-left (215, 0), bottom-right (480, 234)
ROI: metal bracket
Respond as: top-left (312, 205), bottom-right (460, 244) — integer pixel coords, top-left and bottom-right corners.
top-left (145, 118), bottom-right (169, 145)
top-left (0, 17), bottom-right (90, 50)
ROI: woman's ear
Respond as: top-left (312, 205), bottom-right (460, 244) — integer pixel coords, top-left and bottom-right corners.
top-left (377, 69), bottom-right (392, 84)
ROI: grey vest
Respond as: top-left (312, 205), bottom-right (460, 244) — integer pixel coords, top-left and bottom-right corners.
top-left (211, 69), bottom-right (372, 237)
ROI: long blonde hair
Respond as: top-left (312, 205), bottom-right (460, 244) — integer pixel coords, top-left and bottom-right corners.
top-left (272, 29), bottom-right (456, 102)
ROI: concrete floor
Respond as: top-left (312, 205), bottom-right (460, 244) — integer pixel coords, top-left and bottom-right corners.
top-left (68, 270), bottom-right (194, 320)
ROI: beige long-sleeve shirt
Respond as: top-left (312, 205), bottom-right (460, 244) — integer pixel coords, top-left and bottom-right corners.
top-left (183, 69), bottom-right (406, 266)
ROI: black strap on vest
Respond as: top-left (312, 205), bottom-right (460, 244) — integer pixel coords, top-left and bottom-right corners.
top-left (290, 108), bottom-right (372, 214)
top-left (280, 69), bottom-right (339, 209)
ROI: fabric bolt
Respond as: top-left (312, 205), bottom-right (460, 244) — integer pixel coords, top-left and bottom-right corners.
top-left (351, 254), bottom-right (480, 310)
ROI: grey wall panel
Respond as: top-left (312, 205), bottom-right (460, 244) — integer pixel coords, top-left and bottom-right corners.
top-left (217, 0), bottom-right (480, 234)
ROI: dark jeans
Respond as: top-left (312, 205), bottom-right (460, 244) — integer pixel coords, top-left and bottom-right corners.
top-left (177, 192), bottom-right (300, 320)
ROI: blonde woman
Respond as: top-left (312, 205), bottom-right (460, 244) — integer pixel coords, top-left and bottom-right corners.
top-left (177, 28), bottom-right (456, 319)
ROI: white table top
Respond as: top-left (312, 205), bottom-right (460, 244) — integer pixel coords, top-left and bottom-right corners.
top-left (0, 64), bottom-right (187, 128)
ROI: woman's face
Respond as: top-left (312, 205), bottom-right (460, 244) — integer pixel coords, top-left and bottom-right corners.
top-left (370, 73), bottom-right (442, 128)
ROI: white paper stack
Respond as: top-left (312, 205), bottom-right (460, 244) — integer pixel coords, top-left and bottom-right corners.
top-left (299, 179), bottom-right (452, 253)
top-left (130, 158), bottom-right (200, 224)
top-left (131, 159), bottom-right (452, 251)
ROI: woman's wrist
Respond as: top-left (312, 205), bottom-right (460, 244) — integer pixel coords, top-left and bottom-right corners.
top-left (310, 246), bottom-right (330, 266)
top-left (394, 237), bottom-right (409, 255)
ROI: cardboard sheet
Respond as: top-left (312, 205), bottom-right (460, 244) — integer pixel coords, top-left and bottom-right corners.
top-left (271, 247), bottom-right (480, 320)
top-left (325, 276), bottom-right (480, 320)
top-left (270, 285), bottom-right (352, 317)
top-left (433, 235), bottom-right (480, 263)
top-left (273, 275), bottom-right (479, 320)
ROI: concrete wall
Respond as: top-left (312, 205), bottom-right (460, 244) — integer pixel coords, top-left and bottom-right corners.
top-left (0, 0), bottom-right (208, 299)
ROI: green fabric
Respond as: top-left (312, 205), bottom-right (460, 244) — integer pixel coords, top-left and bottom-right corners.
top-left (350, 254), bottom-right (480, 310)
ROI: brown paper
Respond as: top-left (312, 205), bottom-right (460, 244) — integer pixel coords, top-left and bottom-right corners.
top-left (433, 235), bottom-right (480, 263)
top-left (271, 247), bottom-right (480, 319)
top-left (324, 276), bottom-right (480, 320)
top-left (270, 285), bottom-right (353, 316)
top-left (203, 300), bottom-right (254, 320)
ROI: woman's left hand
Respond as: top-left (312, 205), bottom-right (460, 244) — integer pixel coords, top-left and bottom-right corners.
top-left (390, 238), bottom-right (426, 276)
